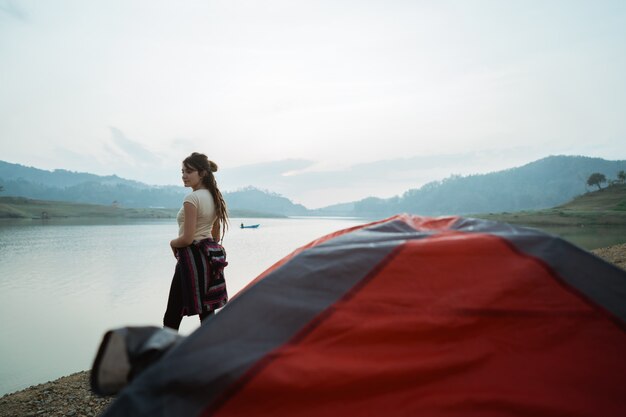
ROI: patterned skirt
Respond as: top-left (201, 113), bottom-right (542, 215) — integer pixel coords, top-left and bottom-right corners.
top-left (175, 238), bottom-right (228, 316)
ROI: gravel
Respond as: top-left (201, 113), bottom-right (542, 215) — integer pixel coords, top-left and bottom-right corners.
top-left (0, 372), bottom-right (112, 417)
top-left (591, 243), bottom-right (626, 270)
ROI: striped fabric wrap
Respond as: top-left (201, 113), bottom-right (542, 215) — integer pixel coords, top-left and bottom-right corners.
top-left (175, 238), bottom-right (228, 316)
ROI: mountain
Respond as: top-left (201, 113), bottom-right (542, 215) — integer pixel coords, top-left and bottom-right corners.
top-left (0, 160), bottom-right (143, 188)
top-left (315, 155), bottom-right (626, 217)
top-left (0, 161), bottom-right (304, 216)
top-left (2, 155), bottom-right (625, 218)
top-left (225, 186), bottom-right (308, 216)
top-left (474, 183), bottom-right (626, 227)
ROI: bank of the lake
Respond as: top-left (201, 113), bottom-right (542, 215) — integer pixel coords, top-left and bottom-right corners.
top-left (474, 183), bottom-right (626, 227)
top-left (0, 371), bottom-right (111, 417)
top-left (0, 196), bottom-right (286, 219)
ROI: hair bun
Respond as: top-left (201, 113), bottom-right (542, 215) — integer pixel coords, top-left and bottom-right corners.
top-left (184, 152), bottom-right (218, 173)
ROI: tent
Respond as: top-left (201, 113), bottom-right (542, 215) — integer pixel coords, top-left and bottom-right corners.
top-left (92, 214), bottom-right (626, 416)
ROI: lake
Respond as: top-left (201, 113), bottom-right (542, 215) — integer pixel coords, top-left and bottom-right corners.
top-left (0, 216), bottom-right (624, 396)
top-left (0, 217), bottom-right (364, 396)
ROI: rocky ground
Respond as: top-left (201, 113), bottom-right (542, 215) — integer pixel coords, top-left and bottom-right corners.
top-left (590, 243), bottom-right (626, 270)
top-left (1, 244), bottom-right (624, 417)
top-left (0, 372), bottom-right (111, 417)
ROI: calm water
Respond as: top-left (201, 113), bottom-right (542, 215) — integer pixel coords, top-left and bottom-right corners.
top-left (0, 217), bottom-right (624, 396)
top-left (0, 217), bottom-right (363, 396)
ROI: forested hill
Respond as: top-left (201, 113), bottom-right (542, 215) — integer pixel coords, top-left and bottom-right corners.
top-left (315, 155), bottom-right (626, 217)
top-left (0, 160), bottom-right (307, 216)
top-left (225, 186), bottom-right (307, 216)
top-left (0, 161), bottom-right (146, 188)
top-left (2, 155), bottom-right (625, 217)
top-left (0, 160), bottom-right (185, 208)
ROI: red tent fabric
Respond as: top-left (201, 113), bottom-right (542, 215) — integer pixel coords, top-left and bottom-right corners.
top-left (99, 214), bottom-right (626, 416)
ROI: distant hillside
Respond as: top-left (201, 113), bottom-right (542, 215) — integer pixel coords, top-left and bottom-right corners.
top-left (0, 160), bottom-right (185, 207)
top-left (2, 155), bottom-right (625, 218)
top-left (316, 155), bottom-right (626, 217)
top-left (309, 201), bottom-right (356, 216)
top-left (0, 160), bottom-right (144, 188)
top-left (475, 183), bottom-right (626, 227)
top-left (557, 183), bottom-right (626, 212)
top-left (225, 186), bottom-right (308, 216)
top-left (0, 161), bottom-right (303, 216)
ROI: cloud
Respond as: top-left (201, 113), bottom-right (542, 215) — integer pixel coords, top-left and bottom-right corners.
top-left (216, 150), bottom-right (543, 208)
top-left (219, 159), bottom-right (315, 191)
top-left (169, 138), bottom-right (198, 152)
top-left (52, 147), bottom-right (108, 175)
top-left (0, 0), bottom-right (27, 21)
top-left (108, 127), bottom-right (161, 167)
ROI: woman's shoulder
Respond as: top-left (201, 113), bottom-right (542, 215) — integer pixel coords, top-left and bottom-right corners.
top-left (183, 190), bottom-right (201, 205)
top-left (192, 189), bottom-right (212, 199)
top-left (185, 189), bottom-right (210, 197)
top-left (184, 189), bottom-right (212, 204)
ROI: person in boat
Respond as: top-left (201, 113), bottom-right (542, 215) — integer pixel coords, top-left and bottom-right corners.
top-left (163, 152), bottom-right (230, 331)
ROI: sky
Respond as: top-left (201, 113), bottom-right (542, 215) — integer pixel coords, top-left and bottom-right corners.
top-left (1, 0), bottom-right (625, 208)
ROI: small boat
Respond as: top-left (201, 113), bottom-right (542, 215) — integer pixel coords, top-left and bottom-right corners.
top-left (240, 223), bottom-right (260, 229)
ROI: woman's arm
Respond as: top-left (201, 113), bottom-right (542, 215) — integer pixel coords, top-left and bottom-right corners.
top-left (170, 202), bottom-right (198, 248)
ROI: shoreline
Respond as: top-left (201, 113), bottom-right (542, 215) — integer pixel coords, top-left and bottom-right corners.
top-left (0, 371), bottom-right (112, 417)
top-left (1, 243), bottom-right (624, 416)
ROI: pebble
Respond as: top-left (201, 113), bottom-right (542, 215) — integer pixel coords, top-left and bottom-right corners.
top-left (0, 371), bottom-right (113, 417)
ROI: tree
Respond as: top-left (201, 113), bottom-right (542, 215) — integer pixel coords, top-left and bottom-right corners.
top-left (587, 173), bottom-right (606, 190)
top-left (618, 170), bottom-right (626, 184)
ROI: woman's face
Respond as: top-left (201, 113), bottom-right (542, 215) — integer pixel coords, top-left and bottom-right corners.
top-left (181, 164), bottom-right (203, 190)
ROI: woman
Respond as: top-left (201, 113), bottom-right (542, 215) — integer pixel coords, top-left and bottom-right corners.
top-left (163, 152), bottom-right (229, 331)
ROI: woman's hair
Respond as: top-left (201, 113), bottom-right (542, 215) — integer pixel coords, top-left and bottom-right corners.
top-left (183, 152), bottom-right (229, 237)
